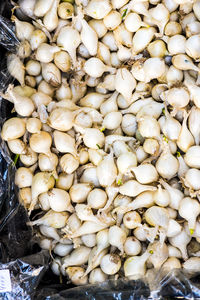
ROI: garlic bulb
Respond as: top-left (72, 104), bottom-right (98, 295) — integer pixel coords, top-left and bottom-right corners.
top-left (124, 251), bottom-right (150, 279)
top-left (5, 0), bottom-right (200, 285)
top-left (7, 54), bottom-right (25, 86)
top-left (132, 27), bottom-right (156, 54)
top-left (119, 180), bottom-right (156, 197)
top-left (1, 118), bottom-right (26, 141)
top-left (84, 57), bottom-right (115, 77)
top-left (100, 254), bottom-right (121, 275)
top-left (156, 144), bottom-right (179, 180)
top-left (179, 197), bottom-right (200, 233)
top-left (115, 68), bottom-right (136, 101)
top-left (131, 164), bottom-right (159, 184)
top-left (169, 228), bottom-right (191, 260)
top-left (85, 0), bottom-right (112, 19)
top-left (147, 242), bottom-right (169, 269)
top-left (57, 26), bottom-right (81, 65)
top-left (30, 131), bottom-right (52, 155)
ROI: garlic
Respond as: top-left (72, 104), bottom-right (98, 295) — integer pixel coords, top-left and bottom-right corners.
top-left (184, 168), bottom-right (200, 191)
top-left (80, 18), bottom-right (98, 56)
top-left (103, 10), bottom-right (121, 30)
top-left (147, 242), bottom-right (169, 269)
top-left (177, 111), bottom-right (195, 152)
top-left (100, 254), bottom-right (121, 275)
top-left (85, 0), bottom-right (112, 19)
top-left (115, 68), bottom-right (136, 101)
top-left (39, 153), bottom-right (58, 172)
top-left (47, 188), bottom-right (73, 212)
top-left (153, 185), bottom-right (170, 207)
top-left (81, 234), bottom-right (96, 248)
top-left (36, 43), bottom-right (60, 63)
top-left (184, 146), bottom-right (200, 168)
top-left (34, 0), bottom-right (54, 17)
top-left (87, 189), bottom-right (107, 209)
top-left (54, 244), bottom-right (73, 257)
top-left (89, 268), bottom-right (108, 284)
top-left (62, 246), bottom-right (91, 269)
top-left (160, 178), bottom-right (183, 210)
top-left (108, 225), bottom-right (126, 253)
top-left (70, 183), bottom-right (92, 203)
top-left (54, 51), bottom-right (71, 72)
top-left (7, 54), bottom-right (25, 86)
top-left (29, 29), bottom-right (47, 51)
top-left (145, 206), bottom-right (169, 228)
top-left (15, 167), bottom-right (33, 188)
top-left (169, 228), bottom-right (191, 260)
top-left (186, 35), bottom-right (200, 60)
top-left (131, 164), bottom-right (158, 184)
top-left (57, 26), bottom-right (81, 65)
top-left (28, 210), bottom-right (69, 228)
top-left (89, 19), bottom-right (107, 38)
top-left (124, 251), bottom-right (150, 279)
top-left (56, 173), bottom-right (74, 190)
top-left (163, 257), bottom-right (181, 272)
top-left (30, 131), bottom-right (52, 155)
top-left (123, 211), bottom-right (141, 229)
top-left (84, 57), bottom-right (115, 78)
top-left (138, 116), bottom-right (160, 138)
top-left (20, 147), bottom-right (38, 166)
top-left (1, 118), bottom-right (26, 141)
top-left (162, 106), bottom-right (181, 140)
top-left (60, 154), bottom-right (79, 174)
top-left (156, 143), bottom-right (179, 180)
top-left (58, 2), bottom-right (74, 19)
top-left (66, 267), bottom-right (88, 285)
top-left (183, 257), bottom-right (200, 275)
top-left (7, 139), bottom-right (26, 155)
top-left (13, 16), bottom-right (34, 41)
top-left (124, 237), bottom-right (141, 256)
top-left (166, 219), bottom-right (182, 237)
top-left (179, 197), bottom-right (200, 234)
top-left (132, 27), bottom-right (156, 55)
top-left (54, 131), bottom-right (76, 155)
top-left (43, 0), bottom-right (59, 32)
top-left (30, 172), bottom-right (55, 212)
top-left (119, 180), bottom-right (156, 197)
top-left (168, 245), bottom-right (182, 258)
top-left (41, 63), bottom-right (61, 87)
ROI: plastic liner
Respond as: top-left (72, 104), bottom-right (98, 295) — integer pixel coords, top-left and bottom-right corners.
top-left (1, 2), bottom-right (200, 300)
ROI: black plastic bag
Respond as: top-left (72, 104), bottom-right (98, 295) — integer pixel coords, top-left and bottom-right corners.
top-left (1, 2), bottom-right (200, 300)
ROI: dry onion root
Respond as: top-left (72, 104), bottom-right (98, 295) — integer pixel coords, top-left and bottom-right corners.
top-left (2, 0), bottom-right (200, 287)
